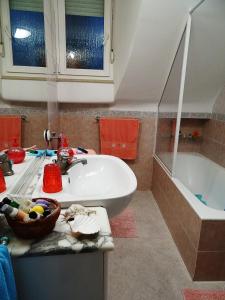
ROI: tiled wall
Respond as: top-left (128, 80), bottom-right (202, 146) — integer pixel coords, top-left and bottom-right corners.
top-left (178, 119), bottom-right (205, 153)
top-left (152, 158), bottom-right (225, 281)
top-left (156, 117), bottom-right (225, 169)
top-left (155, 118), bottom-right (175, 154)
top-left (156, 117), bottom-right (206, 156)
top-left (0, 103), bottom-right (156, 190)
top-left (201, 119), bottom-right (225, 168)
top-left (200, 84), bottom-right (225, 168)
top-left (212, 84), bottom-right (225, 120)
top-left (59, 104), bottom-right (156, 190)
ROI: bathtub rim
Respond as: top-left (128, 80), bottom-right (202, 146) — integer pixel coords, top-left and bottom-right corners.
top-left (154, 153), bottom-right (225, 220)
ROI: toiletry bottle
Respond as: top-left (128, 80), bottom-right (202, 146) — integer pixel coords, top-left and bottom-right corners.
top-left (7, 138), bottom-right (25, 164)
top-left (1, 197), bottom-right (20, 209)
top-left (19, 199), bottom-right (34, 213)
top-left (1, 197), bottom-right (11, 205)
top-left (1, 204), bottom-right (28, 221)
top-left (57, 136), bottom-right (74, 163)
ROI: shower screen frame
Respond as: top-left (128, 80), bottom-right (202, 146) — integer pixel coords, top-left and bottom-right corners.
top-left (154, 14), bottom-right (192, 177)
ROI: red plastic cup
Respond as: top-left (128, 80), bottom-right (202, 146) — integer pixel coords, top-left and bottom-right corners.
top-left (43, 164), bottom-right (62, 193)
top-left (0, 169), bottom-right (6, 193)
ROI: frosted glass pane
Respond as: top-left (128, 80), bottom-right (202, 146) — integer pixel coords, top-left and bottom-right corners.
top-left (155, 30), bottom-right (186, 172)
top-left (65, 0), bottom-right (104, 70)
top-left (9, 0), bottom-right (46, 67)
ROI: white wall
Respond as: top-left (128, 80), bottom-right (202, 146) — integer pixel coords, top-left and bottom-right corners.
top-left (113, 0), bottom-right (143, 94)
top-left (183, 0), bottom-right (225, 113)
top-left (114, 0), bottom-right (199, 105)
top-left (0, 79), bottom-right (114, 103)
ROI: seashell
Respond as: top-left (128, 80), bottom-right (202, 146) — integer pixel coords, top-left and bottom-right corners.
top-left (70, 214), bottom-right (100, 235)
top-left (65, 204), bottom-right (95, 216)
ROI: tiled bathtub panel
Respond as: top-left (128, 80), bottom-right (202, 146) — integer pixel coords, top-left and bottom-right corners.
top-left (152, 175), bottom-right (197, 277)
top-left (166, 180), bottom-right (201, 250)
top-left (199, 221), bottom-right (225, 252)
top-left (153, 157), bottom-right (225, 281)
top-left (60, 114), bottom-right (156, 190)
top-left (194, 251), bottom-right (225, 281)
top-left (153, 159), bottom-right (202, 250)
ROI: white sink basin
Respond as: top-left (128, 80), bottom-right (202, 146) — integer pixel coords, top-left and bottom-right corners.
top-left (33, 155), bottom-right (137, 217)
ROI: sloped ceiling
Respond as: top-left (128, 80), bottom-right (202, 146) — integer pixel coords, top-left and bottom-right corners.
top-left (113, 0), bottom-right (200, 105)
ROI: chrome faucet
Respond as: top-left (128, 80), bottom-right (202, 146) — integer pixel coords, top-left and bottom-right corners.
top-left (56, 155), bottom-right (87, 175)
top-left (0, 152), bottom-right (14, 176)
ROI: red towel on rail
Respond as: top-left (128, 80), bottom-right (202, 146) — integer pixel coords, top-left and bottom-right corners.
top-left (99, 118), bottom-right (140, 160)
top-left (0, 115), bottom-right (22, 150)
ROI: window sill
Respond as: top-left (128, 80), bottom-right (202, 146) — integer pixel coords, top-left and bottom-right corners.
top-left (1, 72), bottom-right (113, 84)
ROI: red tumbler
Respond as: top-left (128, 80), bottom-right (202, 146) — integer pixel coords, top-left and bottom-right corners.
top-left (0, 169), bottom-right (6, 193)
top-left (43, 164), bottom-right (62, 193)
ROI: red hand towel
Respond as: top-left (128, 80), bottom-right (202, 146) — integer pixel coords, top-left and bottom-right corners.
top-left (99, 118), bottom-right (140, 160)
top-left (0, 115), bottom-right (22, 151)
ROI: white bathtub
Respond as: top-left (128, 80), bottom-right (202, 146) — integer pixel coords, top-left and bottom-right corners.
top-left (157, 152), bottom-right (225, 220)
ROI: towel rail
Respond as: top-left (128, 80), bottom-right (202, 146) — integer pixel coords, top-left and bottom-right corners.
top-left (95, 116), bottom-right (141, 122)
top-left (21, 115), bottom-right (27, 121)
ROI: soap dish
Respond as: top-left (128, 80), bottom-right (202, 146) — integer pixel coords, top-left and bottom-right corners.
top-left (64, 204), bottom-right (100, 238)
top-left (71, 214), bottom-right (100, 236)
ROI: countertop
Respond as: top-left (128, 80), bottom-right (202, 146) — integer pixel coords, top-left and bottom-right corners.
top-left (0, 207), bottom-right (114, 258)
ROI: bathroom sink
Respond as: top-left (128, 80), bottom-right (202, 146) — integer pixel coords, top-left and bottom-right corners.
top-left (32, 155), bottom-right (137, 217)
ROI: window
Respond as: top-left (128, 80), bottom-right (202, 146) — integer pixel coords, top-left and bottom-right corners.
top-left (0, 0), bottom-right (112, 78)
top-left (9, 0), bottom-right (46, 67)
top-left (65, 0), bottom-right (104, 70)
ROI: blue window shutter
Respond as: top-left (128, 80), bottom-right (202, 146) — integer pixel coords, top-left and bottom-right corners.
top-left (9, 0), bottom-right (43, 12)
top-left (65, 0), bottom-right (104, 17)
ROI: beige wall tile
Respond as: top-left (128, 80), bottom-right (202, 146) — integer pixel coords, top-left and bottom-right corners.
top-left (60, 113), bottom-right (156, 190)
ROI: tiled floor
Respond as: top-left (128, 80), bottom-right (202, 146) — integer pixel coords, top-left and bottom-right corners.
top-left (108, 191), bottom-right (225, 300)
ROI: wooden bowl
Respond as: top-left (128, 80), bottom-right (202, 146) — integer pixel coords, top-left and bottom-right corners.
top-left (6, 198), bottom-right (61, 239)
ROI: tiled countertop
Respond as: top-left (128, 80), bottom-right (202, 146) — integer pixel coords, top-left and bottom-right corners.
top-left (0, 207), bottom-right (114, 257)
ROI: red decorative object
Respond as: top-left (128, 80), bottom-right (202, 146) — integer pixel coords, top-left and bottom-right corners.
top-left (0, 169), bottom-right (6, 193)
top-left (7, 138), bottom-right (25, 164)
top-left (99, 118), bottom-right (140, 160)
top-left (192, 130), bottom-right (200, 138)
top-left (43, 164), bottom-right (62, 193)
top-left (0, 115), bottom-right (21, 151)
top-left (57, 136), bottom-right (74, 162)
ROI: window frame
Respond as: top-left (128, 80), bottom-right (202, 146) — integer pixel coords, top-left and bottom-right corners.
top-left (57, 0), bottom-right (111, 77)
top-left (0, 0), bottom-right (112, 78)
top-left (0, 0), bottom-right (50, 74)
